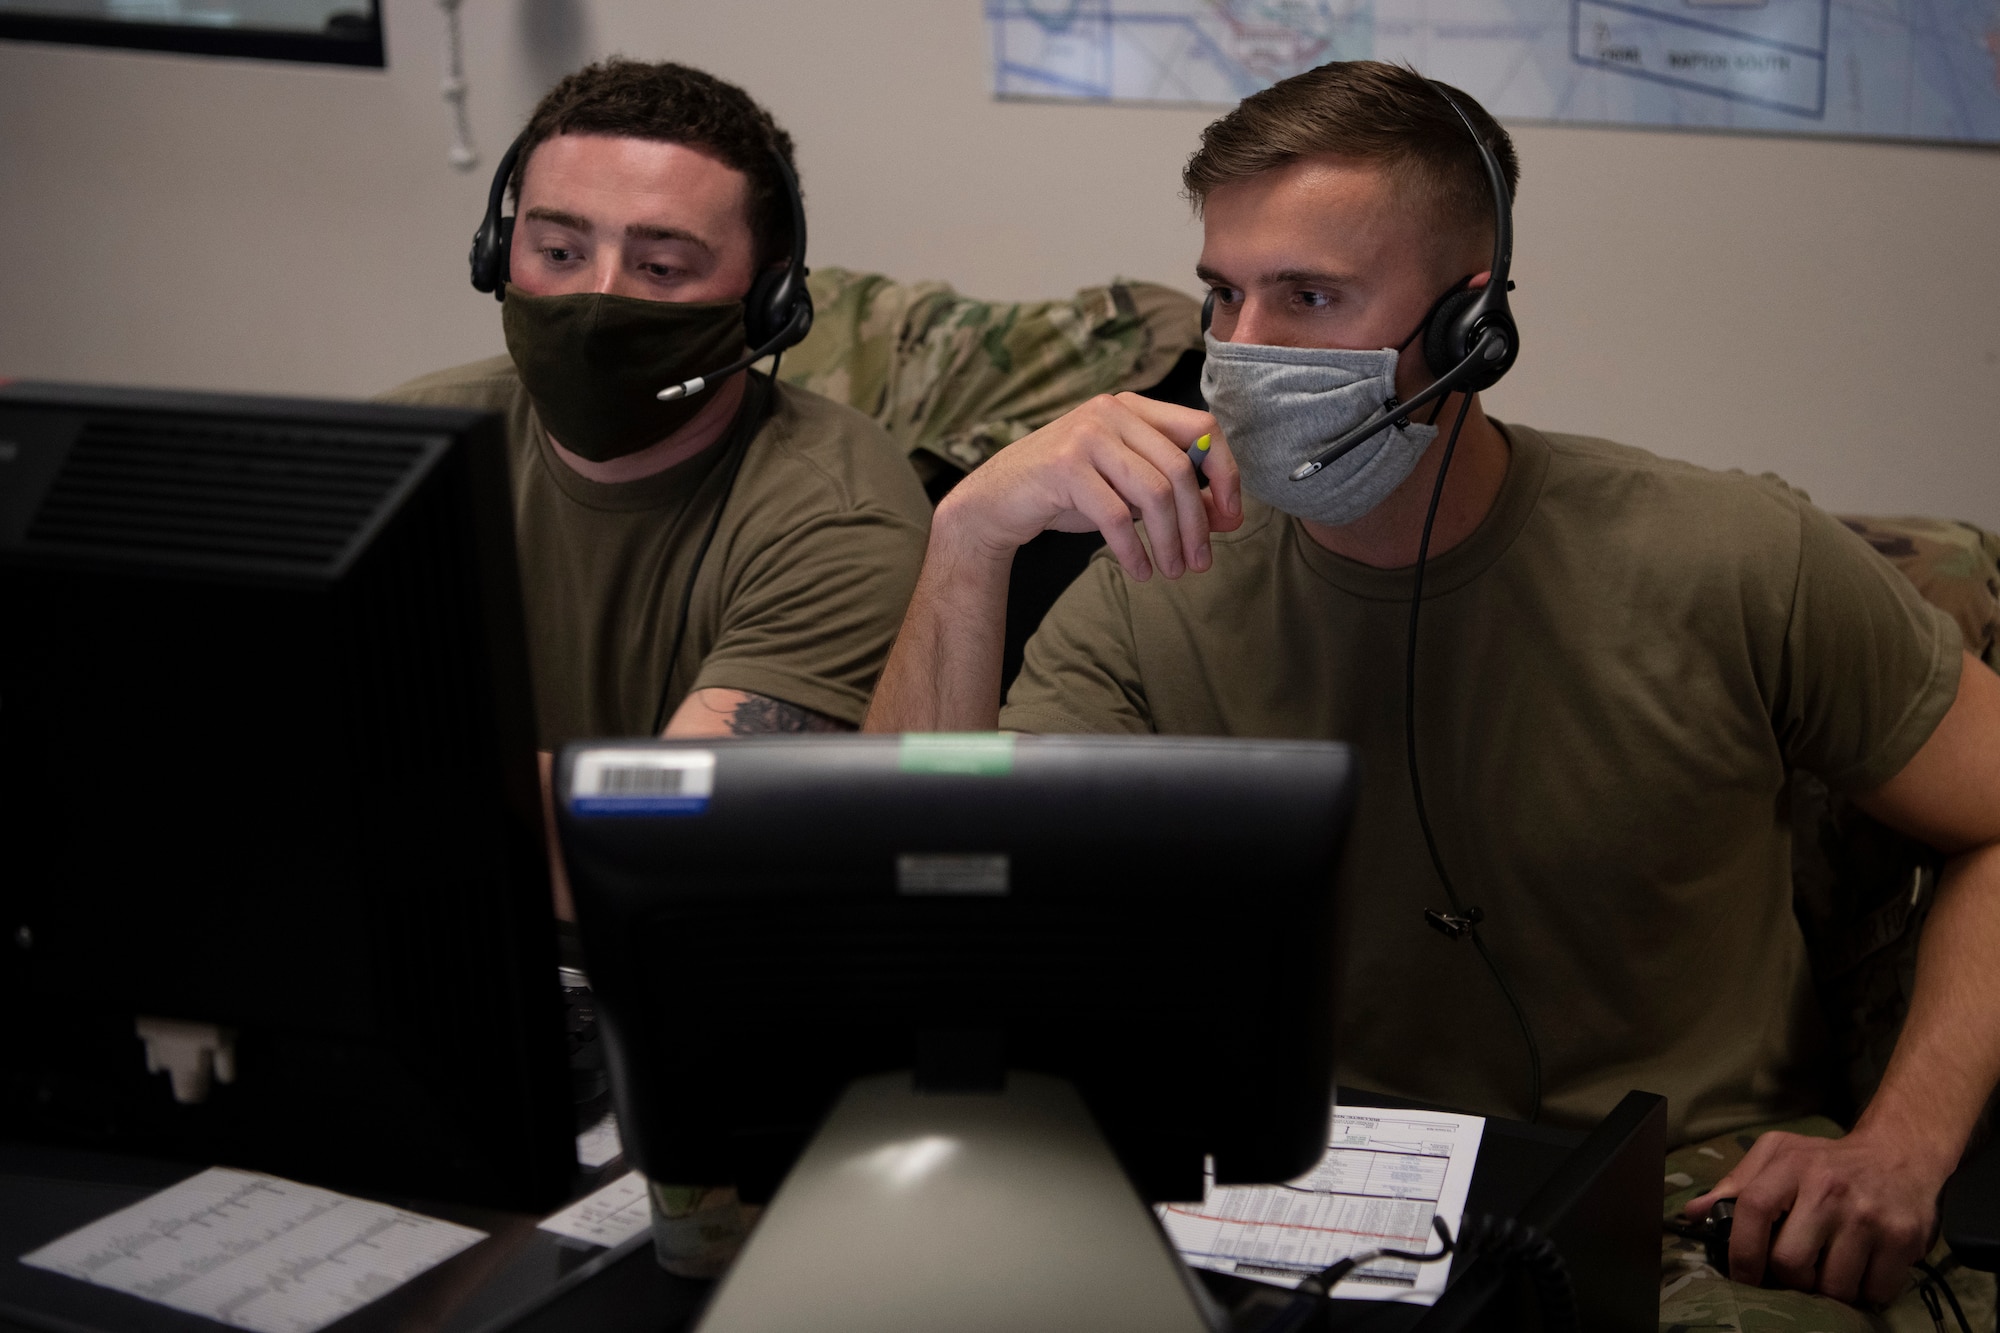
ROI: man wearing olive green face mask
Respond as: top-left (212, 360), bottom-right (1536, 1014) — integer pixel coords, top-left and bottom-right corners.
top-left (384, 59), bottom-right (932, 921)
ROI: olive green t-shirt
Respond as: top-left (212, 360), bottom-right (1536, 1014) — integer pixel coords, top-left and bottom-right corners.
top-left (383, 356), bottom-right (931, 750)
top-left (999, 423), bottom-right (1962, 1145)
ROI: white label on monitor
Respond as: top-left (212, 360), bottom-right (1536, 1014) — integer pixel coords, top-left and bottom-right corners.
top-left (571, 749), bottom-right (715, 816)
top-left (897, 853), bottom-right (1009, 895)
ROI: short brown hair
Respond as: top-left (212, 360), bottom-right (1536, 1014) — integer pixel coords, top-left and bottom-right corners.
top-left (1183, 62), bottom-right (1518, 257)
top-left (512, 58), bottom-right (800, 268)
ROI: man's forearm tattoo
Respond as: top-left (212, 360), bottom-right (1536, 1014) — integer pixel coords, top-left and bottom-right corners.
top-left (725, 694), bottom-right (851, 735)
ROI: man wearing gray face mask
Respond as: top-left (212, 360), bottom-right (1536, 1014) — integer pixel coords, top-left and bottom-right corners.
top-left (867, 61), bottom-right (2000, 1327)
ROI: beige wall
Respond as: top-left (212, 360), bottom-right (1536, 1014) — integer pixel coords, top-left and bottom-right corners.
top-left (2, 0), bottom-right (1996, 525)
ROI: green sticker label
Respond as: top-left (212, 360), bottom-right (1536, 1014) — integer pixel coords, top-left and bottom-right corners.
top-left (897, 732), bottom-right (1015, 776)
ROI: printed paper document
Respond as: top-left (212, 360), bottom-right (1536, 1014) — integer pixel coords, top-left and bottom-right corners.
top-left (19, 1166), bottom-right (486, 1333)
top-left (1159, 1105), bottom-right (1484, 1304)
top-left (536, 1170), bottom-right (651, 1248)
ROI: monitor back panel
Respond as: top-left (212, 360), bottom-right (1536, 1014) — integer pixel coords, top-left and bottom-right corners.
top-left (0, 385), bottom-right (572, 1210)
top-left (559, 734), bottom-right (1356, 1202)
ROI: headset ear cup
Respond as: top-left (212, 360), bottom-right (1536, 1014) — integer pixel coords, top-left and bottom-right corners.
top-left (468, 214), bottom-right (514, 297)
top-left (748, 264), bottom-right (808, 344)
top-left (788, 280), bottom-right (814, 345)
top-left (494, 216), bottom-right (514, 293)
top-left (744, 268), bottom-right (786, 347)
top-left (744, 266), bottom-right (812, 353)
top-left (468, 220), bottom-right (497, 294)
top-left (1201, 289), bottom-right (1215, 335)
top-left (1422, 286), bottom-right (1483, 382)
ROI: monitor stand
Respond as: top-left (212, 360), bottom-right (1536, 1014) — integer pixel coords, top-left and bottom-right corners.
top-left (692, 1071), bottom-right (1216, 1333)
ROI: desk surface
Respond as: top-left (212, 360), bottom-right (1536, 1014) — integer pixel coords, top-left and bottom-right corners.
top-left (0, 1092), bottom-right (1630, 1333)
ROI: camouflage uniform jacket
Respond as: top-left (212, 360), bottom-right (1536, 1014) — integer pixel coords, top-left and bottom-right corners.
top-left (779, 266), bottom-right (1202, 487)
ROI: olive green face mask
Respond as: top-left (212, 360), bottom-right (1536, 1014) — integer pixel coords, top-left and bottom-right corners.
top-left (501, 287), bottom-right (749, 463)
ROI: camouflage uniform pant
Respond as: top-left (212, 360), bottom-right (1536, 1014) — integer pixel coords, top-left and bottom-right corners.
top-left (1660, 1118), bottom-right (1993, 1333)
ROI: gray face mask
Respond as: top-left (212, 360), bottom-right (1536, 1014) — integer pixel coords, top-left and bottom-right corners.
top-left (1201, 331), bottom-right (1437, 527)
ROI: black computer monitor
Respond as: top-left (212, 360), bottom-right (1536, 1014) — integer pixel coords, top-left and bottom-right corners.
top-left (556, 734), bottom-right (1356, 1204)
top-left (0, 382), bottom-right (574, 1211)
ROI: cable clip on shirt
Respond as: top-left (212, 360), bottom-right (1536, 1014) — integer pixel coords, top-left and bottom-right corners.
top-left (1423, 905), bottom-right (1484, 941)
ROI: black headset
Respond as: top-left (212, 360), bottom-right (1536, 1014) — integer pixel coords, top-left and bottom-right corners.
top-left (1197, 80), bottom-right (1518, 482)
top-left (468, 129), bottom-right (815, 391)
top-left (1291, 81), bottom-right (1516, 480)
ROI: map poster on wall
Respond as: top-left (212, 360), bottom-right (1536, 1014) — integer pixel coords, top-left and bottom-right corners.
top-left (987, 0), bottom-right (2000, 144)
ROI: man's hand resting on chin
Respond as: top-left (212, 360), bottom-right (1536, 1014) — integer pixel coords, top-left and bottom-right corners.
top-left (936, 392), bottom-right (1243, 582)
top-left (865, 392), bottom-right (1241, 733)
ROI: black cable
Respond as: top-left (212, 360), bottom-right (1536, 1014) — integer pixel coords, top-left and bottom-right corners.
top-left (1455, 1212), bottom-right (1579, 1333)
top-left (1920, 1278), bottom-right (1947, 1333)
top-left (647, 363), bottom-right (772, 735)
top-left (1251, 1216), bottom-right (1456, 1333)
top-left (1404, 390), bottom-right (1544, 1123)
top-left (1915, 1258), bottom-right (1973, 1333)
top-left (1243, 1211), bottom-right (1579, 1333)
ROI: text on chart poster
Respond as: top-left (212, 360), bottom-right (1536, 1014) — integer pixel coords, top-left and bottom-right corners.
top-left (987, 0), bottom-right (2000, 144)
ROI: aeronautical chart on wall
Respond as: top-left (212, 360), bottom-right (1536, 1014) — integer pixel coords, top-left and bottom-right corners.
top-left (987, 0), bottom-right (2000, 143)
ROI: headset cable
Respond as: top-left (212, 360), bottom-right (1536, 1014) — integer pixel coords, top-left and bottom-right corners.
top-left (1404, 390), bottom-right (1544, 1123)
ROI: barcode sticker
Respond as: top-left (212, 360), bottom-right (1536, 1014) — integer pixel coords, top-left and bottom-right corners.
top-left (571, 749), bottom-right (715, 816)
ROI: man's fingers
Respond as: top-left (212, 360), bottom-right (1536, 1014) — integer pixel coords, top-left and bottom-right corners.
top-left (1860, 1243), bottom-right (1918, 1309)
top-left (1727, 1183), bottom-right (1798, 1288)
top-left (1105, 390), bottom-right (1235, 557)
top-left (1689, 1129), bottom-right (1792, 1219)
top-left (1092, 433), bottom-right (1190, 579)
top-left (1070, 471), bottom-right (1152, 581)
top-left (1108, 415), bottom-right (1211, 574)
top-left (1725, 1201), bottom-right (1771, 1286)
top-left (1717, 1135), bottom-right (1802, 1287)
top-left (1867, 1209), bottom-right (1933, 1306)
top-left (1685, 1174), bottom-right (1739, 1219)
top-left (1814, 1222), bottom-right (1875, 1305)
top-left (1004, 393), bottom-right (1233, 580)
top-left (1763, 1196), bottom-right (1832, 1291)
top-left (1111, 391), bottom-right (1216, 447)
top-left (1201, 429), bottom-right (1244, 533)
